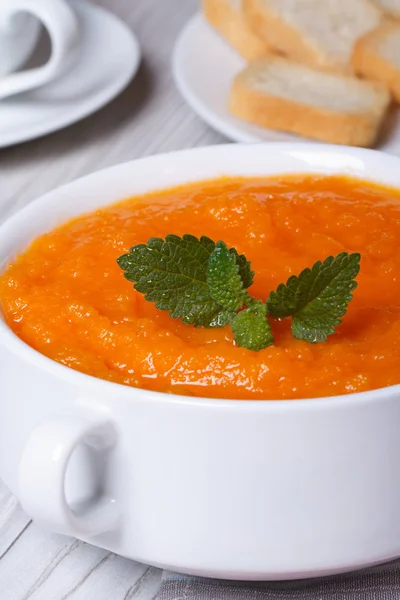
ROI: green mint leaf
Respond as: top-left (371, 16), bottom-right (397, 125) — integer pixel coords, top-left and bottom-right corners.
top-left (231, 302), bottom-right (274, 351)
top-left (207, 241), bottom-right (250, 312)
top-left (229, 248), bottom-right (254, 289)
top-left (117, 234), bottom-right (230, 327)
top-left (267, 252), bottom-right (361, 343)
top-left (118, 235), bottom-right (254, 329)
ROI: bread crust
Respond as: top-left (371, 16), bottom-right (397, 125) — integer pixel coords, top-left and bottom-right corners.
top-left (353, 24), bottom-right (400, 103)
top-left (202, 0), bottom-right (270, 60)
top-left (229, 70), bottom-right (390, 147)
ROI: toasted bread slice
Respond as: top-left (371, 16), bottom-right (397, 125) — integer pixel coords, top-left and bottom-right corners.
top-left (372, 0), bottom-right (400, 18)
top-left (229, 55), bottom-right (390, 146)
top-left (202, 0), bottom-right (270, 61)
top-left (353, 23), bottom-right (400, 103)
top-left (242, 0), bottom-right (384, 73)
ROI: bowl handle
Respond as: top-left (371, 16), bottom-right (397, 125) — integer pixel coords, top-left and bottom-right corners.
top-left (18, 415), bottom-right (119, 537)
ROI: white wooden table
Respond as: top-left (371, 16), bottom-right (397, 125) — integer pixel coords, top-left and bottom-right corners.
top-left (0, 1), bottom-right (225, 597)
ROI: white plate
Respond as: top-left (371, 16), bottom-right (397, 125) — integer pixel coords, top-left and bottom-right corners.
top-left (0, 0), bottom-right (140, 148)
top-left (173, 13), bottom-right (400, 155)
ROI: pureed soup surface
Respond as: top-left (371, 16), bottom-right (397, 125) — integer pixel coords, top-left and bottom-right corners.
top-left (1, 175), bottom-right (400, 400)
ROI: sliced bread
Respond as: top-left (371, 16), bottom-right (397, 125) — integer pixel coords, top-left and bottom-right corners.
top-left (228, 55), bottom-right (391, 146)
top-left (242, 0), bottom-right (384, 72)
top-left (353, 23), bottom-right (400, 103)
top-left (372, 0), bottom-right (400, 18)
top-left (202, 0), bottom-right (270, 61)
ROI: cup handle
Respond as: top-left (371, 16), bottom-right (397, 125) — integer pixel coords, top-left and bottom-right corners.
top-left (0, 0), bottom-right (79, 100)
top-left (18, 415), bottom-right (119, 537)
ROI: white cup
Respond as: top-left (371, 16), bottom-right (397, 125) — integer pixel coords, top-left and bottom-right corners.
top-left (0, 0), bottom-right (79, 100)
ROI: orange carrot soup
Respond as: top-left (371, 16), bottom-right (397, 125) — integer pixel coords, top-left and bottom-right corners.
top-left (1, 175), bottom-right (400, 400)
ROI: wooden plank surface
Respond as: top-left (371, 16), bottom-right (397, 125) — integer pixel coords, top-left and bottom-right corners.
top-left (0, 0), bottom-right (224, 597)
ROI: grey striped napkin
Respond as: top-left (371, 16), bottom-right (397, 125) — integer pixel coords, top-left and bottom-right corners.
top-left (157, 560), bottom-right (400, 599)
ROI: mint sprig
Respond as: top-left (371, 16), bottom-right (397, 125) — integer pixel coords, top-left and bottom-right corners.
top-left (267, 252), bottom-right (360, 343)
top-left (118, 237), bottom-right (360, 351)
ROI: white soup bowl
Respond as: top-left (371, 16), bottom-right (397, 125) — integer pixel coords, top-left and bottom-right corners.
top-left (0, 143), bottom-right (399, 581)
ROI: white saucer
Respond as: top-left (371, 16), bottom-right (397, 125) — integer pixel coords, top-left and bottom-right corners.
top-left (173, 13), bottom-right (400, 156)
top-left (0, 0), bottom-right (140, 148)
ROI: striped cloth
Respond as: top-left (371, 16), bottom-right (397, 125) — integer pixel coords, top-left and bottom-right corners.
top-left (157, 560), bottom-right (400, 599)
